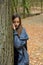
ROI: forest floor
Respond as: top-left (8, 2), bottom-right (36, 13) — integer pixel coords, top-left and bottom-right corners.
top-left (22, 13), bottom-right (43, 65)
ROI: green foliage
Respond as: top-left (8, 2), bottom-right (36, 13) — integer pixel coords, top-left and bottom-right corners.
top-left (12, 0), bottom-right (43, 17)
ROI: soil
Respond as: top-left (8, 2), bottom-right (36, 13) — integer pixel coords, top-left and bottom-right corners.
top-left (22, 14), bottom-right (43, 65)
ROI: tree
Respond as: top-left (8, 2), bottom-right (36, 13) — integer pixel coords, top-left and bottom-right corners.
top-left (41, 0), bottom-right (43, 13)
top-left (12, 0), bottom-right (18, 13)
top-left (22, 0), bottom-right (31, 17)
top-left (0, 0), bottom-right (14, 65)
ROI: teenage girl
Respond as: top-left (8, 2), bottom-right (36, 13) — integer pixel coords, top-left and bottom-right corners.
top-left (12, 14), bottom-right (29, 65)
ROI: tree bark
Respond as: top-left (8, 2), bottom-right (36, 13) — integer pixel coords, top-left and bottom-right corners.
top-left (0, 0), bottom-right (14, 65)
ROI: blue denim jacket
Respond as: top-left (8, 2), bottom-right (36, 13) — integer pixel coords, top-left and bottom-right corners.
top-left (13, 28), bottom-right (29, 65)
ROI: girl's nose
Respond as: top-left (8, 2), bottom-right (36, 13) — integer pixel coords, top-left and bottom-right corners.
top-left (15, 23), bottom-right (17, 25)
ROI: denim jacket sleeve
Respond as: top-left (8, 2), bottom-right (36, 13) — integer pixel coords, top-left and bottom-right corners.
top-left (14, 35), bottom-right (26, 49)
top-left (13, 28), bottom-right (29, 49)
top-left (20, 28), bottom-right (29, 40)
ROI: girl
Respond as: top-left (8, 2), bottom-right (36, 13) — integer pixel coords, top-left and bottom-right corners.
top-left (12, 14), bottom-right (29, 65)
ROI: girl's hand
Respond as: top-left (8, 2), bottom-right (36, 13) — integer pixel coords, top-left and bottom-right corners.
top-left (12, 23), bottom-right (16, 30)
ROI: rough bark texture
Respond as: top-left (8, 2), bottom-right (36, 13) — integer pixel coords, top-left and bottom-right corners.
top-left (0, 0), bottom-right (14, 65)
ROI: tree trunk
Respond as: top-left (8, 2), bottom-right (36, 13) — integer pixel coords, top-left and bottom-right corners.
top-left (0, 0), bottom-right (14, 65)
top-left (22, 0), bottom-right (25, 18)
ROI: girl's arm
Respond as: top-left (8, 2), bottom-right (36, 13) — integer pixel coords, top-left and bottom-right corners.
top-left (13, 28), bottom-right (29, 49)
top-left (14, 35), bottom-right (27, 49)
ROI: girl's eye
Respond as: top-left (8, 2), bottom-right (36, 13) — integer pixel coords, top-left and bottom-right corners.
top-left (13, 21), bottom-right (15, 23)
top-left (13, 21), bottom-right (19, 23)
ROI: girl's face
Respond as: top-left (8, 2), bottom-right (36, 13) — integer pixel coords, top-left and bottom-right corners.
top-left (13, 17), bottom-right (20, 29)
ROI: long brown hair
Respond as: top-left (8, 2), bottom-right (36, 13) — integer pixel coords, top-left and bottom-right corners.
top-left (12, 14), bottom-right (23, 36)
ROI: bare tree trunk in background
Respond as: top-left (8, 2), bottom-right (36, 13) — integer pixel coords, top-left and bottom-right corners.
top-left (41, 0), bottom-right (43, 13)
top-left (22, 0), bottom-right (25, 17)
top-left (13, 0), bottom-right (18, 13)
top-left (0, 0), bottom-right (14, 65)
top-left (22, 0), bottom-right (30, 18)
